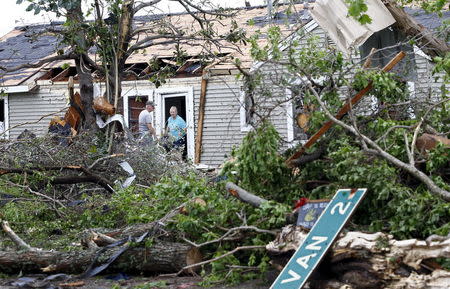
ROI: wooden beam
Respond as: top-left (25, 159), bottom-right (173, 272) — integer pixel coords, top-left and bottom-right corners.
top-left (194, 74), bottom-right (207, 164)
top-left (286, 51), bottom-right (406, 166)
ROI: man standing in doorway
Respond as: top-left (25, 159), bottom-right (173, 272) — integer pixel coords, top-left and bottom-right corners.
top-left (138, 100), bottom-right (156, 145)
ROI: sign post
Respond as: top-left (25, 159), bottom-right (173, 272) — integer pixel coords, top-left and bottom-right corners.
top-left (270, 188), bottom-right (367, 289)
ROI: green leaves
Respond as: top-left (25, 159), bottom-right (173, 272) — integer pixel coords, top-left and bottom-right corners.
top-left (346, 0), bottom-right (372, 24)
top-left (223, 121), bottom-right (299, 203)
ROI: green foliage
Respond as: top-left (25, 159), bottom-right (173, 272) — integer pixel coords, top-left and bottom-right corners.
top-left (295, 134), bottom-right (450, 240)
top-left (222, 121), bottom-right (299, 203)
top-left (353, 70), bottom-right (409, 103)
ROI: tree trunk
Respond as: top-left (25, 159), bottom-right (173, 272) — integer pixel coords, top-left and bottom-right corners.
top-left (67, 1), bottom-right (97, 131)
top-left (0, 241), bottom-right (201, 275)
top-left (268, 225), bottom-right (450, 289)
top-left (76, 58), bottom-right (97, 130)
top-left (383, 0), bottom-right (450, 58)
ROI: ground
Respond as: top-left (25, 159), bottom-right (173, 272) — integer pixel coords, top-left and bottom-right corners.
top-left (0, 275), bottom-right (271, 289)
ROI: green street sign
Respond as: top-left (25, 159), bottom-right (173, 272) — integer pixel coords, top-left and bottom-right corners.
top-left (270, 188), bottom-right (367, 289)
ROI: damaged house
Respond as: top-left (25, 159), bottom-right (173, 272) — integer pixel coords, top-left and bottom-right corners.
top-left (0, 4), bottom-right (310, 167)
top-left (0, 1), bottom-right (448, 167)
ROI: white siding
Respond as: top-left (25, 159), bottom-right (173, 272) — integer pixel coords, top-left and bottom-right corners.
top-left (8, 85), bottom-right (67, 139)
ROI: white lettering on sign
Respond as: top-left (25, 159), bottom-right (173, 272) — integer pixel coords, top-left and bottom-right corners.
top-left (280, 270), bottom-right (301, 284)
top-left (296, 253), bottom-right (317, 269)
top-left (330, 202), bottom-right (352, 215)
top-left (305, 236), bottom-right (328, 250)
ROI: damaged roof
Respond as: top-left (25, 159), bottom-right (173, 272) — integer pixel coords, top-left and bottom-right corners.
top-left (0, 3), bottom-right (447, 87)
top-left (0, 24), bottom-right (62, 86)
top-left (0, 4), bottom-right (308, 86)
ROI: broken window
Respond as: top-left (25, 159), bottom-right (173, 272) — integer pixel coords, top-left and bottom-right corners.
top-left (359, 26), bottom-right (416, 81)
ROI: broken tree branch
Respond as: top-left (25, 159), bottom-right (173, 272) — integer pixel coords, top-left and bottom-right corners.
top-left (0, 53), bottom-right (75, 72)
top-left (225, 182), bottom-right (267, 207)
top-left (183, 225), bottom-right (277, 248)
top-left (1, 220), bottom-right (37, 252)
top-left (306, 81), bottom-right (450, 201)
top-left (0, 165), bottom-right (115, 193)
top-left (383, 0), bottom-right (450, 58)
top-left (286, 51), bottom-right (406, 166)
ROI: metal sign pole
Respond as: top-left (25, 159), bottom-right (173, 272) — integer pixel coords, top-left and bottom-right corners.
top-left (270, 188), bottom-right (368, 289)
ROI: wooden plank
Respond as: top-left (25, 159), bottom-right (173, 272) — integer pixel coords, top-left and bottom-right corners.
top-left (194, 76), bottom-right (207, 164)
top-left (286, 51), bottom-right (406, 166)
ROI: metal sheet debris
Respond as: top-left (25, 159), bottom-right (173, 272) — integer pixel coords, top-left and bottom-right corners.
top-left (310, 0), bottom-right (395, 55)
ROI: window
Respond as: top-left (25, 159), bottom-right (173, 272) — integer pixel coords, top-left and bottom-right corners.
top-left (240, 87), bottom-right (255, 132)
top-left (0, 98), bottom-right (4, 134)
top-left (287, 85), bottom-right (310, 143)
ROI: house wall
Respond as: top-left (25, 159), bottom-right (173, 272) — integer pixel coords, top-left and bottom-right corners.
top-left (121, 76), bottom-right (245, 167)
top-left (252, 23), bottom-right (329, 149)
top-left (8, 85), bottom-right (68, 139)
top-left (414, 53), bottom-right (449, 102)
top-left (7, 75), bottom-right (245, 167)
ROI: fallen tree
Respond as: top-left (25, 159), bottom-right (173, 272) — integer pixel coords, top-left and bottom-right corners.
top-left (0, 242), bottom-right (201, 275)
top-left (267, 225), bottom-right (450, 289)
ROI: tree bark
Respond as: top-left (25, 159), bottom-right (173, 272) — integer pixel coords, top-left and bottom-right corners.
top-left (67, 1), bottom-right (97, 130)
top-left (268, 226), bottom-right (450, 289)
top-left (383, 0), bottom-right (450, 58)
top-left (76, 58), bottom-right (97, 130)
top-left (225, 182), bottom-right (267, 207)
top-left (0, 241), bottom-right (201, 275)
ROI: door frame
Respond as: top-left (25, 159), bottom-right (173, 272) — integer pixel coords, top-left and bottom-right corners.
top-left (154, 87), bottom-right (194, 161)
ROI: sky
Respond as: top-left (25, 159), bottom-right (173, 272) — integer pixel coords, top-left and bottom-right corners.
top-left (0, 0), bottom-right (267, 37)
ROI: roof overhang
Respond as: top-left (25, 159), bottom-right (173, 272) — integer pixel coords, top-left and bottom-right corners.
top-left (0, 82), bottom-right (38, 94)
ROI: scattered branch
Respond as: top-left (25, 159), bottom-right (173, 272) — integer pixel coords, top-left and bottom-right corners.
top-left (183, 225), bottom-right (277, 248)
top-left (1, 220), bottom-right (38, 251)
top-left (306, 83), bottom-right (450, 201)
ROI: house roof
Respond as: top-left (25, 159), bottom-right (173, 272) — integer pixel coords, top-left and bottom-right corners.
top-left (1, 3), bottom-right (447, 87)
top-left (0, 4), bottom-right (309, 87)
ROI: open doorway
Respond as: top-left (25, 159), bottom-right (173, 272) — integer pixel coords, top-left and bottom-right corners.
top-left (154, 87), bottom-right (194, 161)
top-left (163, 95), bottom-right (186, 127)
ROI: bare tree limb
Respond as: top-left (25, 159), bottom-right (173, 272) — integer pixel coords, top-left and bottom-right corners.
top-left (134, 0), bottom-right (163, 14)
top-left (0, 53), bottom-right (74, 72)
top-left (1, 220), bottom-right (38, 251)
top-left (182, 225), bottom-right (277, 248)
